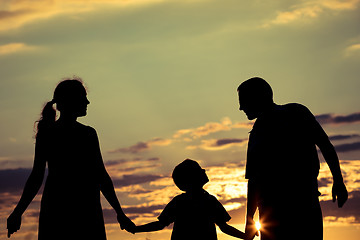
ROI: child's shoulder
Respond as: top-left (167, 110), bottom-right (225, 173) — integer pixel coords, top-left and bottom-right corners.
top-left (174, 191), bottom-right (219, 202)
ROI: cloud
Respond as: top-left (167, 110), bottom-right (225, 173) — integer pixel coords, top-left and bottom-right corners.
top-left (329, 134), bottom-right (360, 141)
top-left (263, 0), bottom-right (359, 27)
top-left (0, 43), bottom-right (37, 56)
top-left (0, 158), bottom-right (33, 169)
top-left (109, 138), bottom-right (172, 154)
top-left (0, 0), bottom-right (167, 32)
top-left (112, 174), bottom-right (164, 188)
top-left (105, 157), bottom-right (162, 176)
top-left (316, 112), bottom-right (360, 125)
top-left (102, 204), bottom-right (165, 223)
top-left (105, 157), bottom-right (160, 167)
top-left (187, 138), bottom-right (247, 151)
top-left (321, 190), bottom-right (360, 224)
top-left (345, 43), bottom-right (360, 57)
top-left (335, 141), bottom-right (360, 152)
top-left (110, 117), bottom-right (252, 156)
top-left (173, 117), bottom-right (253, 140)
top-left (0, 168), bottom-right (31, 193)
top-left (174, 118), bottom-right (233, 139)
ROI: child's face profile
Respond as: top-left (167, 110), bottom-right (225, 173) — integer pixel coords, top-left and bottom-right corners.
top-left (172, 159), bottom-right (209, 192)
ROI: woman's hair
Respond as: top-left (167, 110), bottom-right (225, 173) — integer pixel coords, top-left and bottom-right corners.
top-left (35, 77), bottom-right (85, 136)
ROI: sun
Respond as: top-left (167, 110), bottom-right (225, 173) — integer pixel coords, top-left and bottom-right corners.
top-left (255, 221), bottom-right (261, 231)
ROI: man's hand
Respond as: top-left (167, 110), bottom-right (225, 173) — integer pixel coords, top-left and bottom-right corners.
top-left (245, 218), bottom-right (259, 240)
top-left (332, 180), bottom-right (348, 208)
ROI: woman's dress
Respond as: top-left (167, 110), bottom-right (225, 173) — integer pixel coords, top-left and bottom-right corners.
top-left (37, 122), bottom-right (107, 240)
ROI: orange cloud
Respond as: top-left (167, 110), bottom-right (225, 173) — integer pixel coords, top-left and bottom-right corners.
top-left (263, 0), bottom-right (359, 27)
top-left (0, 43), bottom-right (37, 55)
top-left (173, 117), bottom-right (253, 140)
top-left (0, 0), bottom-right (166, 32)
top-left (187, 138), bottom-right (247, 151)
top-left (345, 43), bottom-right (360, 57)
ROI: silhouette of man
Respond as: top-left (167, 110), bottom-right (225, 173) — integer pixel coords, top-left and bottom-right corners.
top-left (237, 77), bottom-right (348, 240)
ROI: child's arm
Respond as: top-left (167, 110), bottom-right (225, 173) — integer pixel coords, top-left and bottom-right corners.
top-left (134, 220), bottom-right (166, 233)
top-left (218, 222), bottom-right (246, 239)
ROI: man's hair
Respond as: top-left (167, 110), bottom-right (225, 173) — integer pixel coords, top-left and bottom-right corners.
top-left (237, 77), bottom-right (273, 103)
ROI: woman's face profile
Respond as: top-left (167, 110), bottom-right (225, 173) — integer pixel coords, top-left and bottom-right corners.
top-left (56, 84), bottom-right (90, 118)
top-left (69, 88), bottom-right (90, 117)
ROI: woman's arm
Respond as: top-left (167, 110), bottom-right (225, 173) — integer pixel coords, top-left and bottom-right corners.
top-left (100, 167), bottom-right (135, 231)
top-left (7, 139), bottom-right (46, 237)
top-left (91, 129), bottom-right (135, 232)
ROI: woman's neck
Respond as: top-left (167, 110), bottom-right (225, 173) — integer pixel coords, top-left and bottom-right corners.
top-left (58, 114), bottom-right (78, 125)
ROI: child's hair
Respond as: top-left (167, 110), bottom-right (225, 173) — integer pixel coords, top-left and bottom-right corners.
top-left (35, 77), bottom-right (85, 136)
top-left (172, 159), bottom-right (209, 192)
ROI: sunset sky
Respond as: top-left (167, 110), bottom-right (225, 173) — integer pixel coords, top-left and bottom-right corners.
top-left (1, 0), bottom-right (360, 239)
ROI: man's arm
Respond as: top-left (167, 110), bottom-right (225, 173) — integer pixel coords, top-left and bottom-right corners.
top-left (245, 179), bottom-right (259, 239)
top-left (300, 104), bottom-right (348, 208)
top-left (317, 138), bottom-right (348, 207)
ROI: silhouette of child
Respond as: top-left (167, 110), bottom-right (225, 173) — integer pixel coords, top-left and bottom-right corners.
top-left (132, 159), bottom-right (246, 240)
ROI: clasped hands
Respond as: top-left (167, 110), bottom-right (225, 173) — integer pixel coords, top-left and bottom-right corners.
top-left (244, 219), bottom-right (259, 240)
top-left (117, 213), bottom-right (136, 234)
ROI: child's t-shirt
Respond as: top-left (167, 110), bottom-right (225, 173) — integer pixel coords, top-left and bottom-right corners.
top-left (158, 190), bottom-right (231, 240)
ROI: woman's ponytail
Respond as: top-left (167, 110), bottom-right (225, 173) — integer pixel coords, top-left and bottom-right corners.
top-left (36, 100), bottom-right (56, 136)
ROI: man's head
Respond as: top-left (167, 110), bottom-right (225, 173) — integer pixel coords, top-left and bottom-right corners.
top-left (237, 77), bottom-right (274, 120)
top-left (172, 159), bottom-right (209, 192)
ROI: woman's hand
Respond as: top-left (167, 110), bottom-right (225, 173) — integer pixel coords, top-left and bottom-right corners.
top-left (7, 212), bottom-right (22, 238)
top-left (117, 214), bottom-right (136, 234)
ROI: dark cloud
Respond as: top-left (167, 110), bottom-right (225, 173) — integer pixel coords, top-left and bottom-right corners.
top-left (329, 134), bottom-right (360, 141)
top-left (0, 168), bottom-right (31, 193)
top-left (105, 157), bottom-right (160, 167)
top-left (334, 141), bottom-right (360, 152)
top-left (112, 174), bottom-right (164, 188)
top-left (0, 9), bottom-right (29, 20)
top-left (104, 159), bottom-right (128, 166)
top-left (321, 190), bottom-right (360, 223)
top-left (124, 204), bottom-right (165, 215)
top-left (223, 197), bottom-right (247, 205)
top-left (102, 205), bottom-right (165, 223)
top-left (316, 112), bottom-right (360, 125)
top-left (318, 177), bottom-right (332, 188)
top-left (109, 138), bottom-right (172, 154)
top-left (113, 142), bottom-right (150, 154)
top-left (215, 138), bottom-right (247, 147)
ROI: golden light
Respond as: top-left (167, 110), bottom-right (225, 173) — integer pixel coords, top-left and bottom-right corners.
top-left (255, 221), bottom-right (261, 231)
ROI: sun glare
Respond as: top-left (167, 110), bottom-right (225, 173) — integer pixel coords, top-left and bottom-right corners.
top-left (255, 221), bottom-right (261, 231)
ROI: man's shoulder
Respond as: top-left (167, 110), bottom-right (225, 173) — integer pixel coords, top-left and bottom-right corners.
top-left (280, 103), bottom-right (309, 112)
top-left (277, 103), bottom-right (313, 118)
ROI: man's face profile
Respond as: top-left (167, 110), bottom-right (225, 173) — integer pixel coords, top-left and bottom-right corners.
top-left (238, 94), bottom-right (261, 120)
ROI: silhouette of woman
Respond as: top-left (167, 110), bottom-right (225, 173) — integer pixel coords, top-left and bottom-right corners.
top-left (7, 78), bottom-right (134, 239)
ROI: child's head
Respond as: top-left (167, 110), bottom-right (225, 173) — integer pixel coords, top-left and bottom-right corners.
top-left (172, 159), bottom-right (209, 192)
